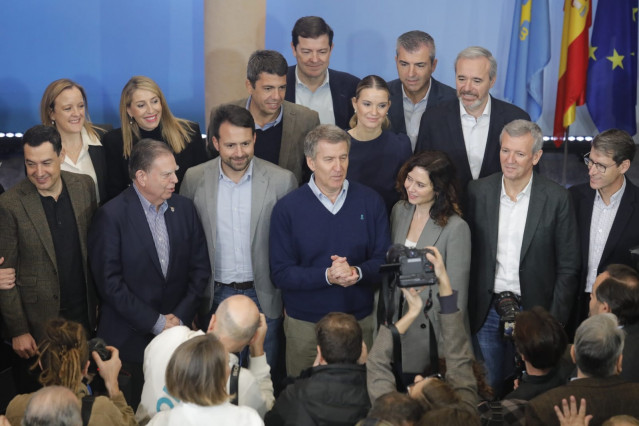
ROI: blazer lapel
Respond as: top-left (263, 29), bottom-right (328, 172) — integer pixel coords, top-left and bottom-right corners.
top-left (417, 217), bottom-right (444, 248)
top-left (125, 188), bottom-right (164, 276)
top-left (485, 176), bottom-right (502, 263)
top-left (520, 175), bottom-right (546, 261)
top-left (250, 160), bottom-right (268, 243)
top-left (448, 103), bottom-right (473, 180)
top-left (479, 96), bottom-right (501, 178)
top-left (204, 159), bottom-right (220, 252)
top-left (279, 103), bottom-right (295, 168)
top-left (64, 174), bottom-right (89, 262)
top-left (601, 179), bottom-right (637, 265)
top-left (19, 184), bottom-right (57, 268)
top-left (577, 188), bottom-right (596, 265)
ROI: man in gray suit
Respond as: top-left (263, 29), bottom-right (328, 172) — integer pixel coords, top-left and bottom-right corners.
top-left (180, 104), bottom-right (297, 377)
top-left (466, 119), bottom-right (580, 397)
top-left (0, 125), bottom-right (97, 391)
top-left (215, 49), bottom-right (320, 185)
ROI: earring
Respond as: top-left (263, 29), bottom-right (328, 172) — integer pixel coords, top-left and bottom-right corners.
top-left (128, 116), bottom-right (134, 125)
top-left (51, 120), bottom-right (56, 127)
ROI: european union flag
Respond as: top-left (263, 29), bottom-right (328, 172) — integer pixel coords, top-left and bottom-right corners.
top-left (586, 0), bottom-right (638, 135)
top-left (504, 0), bottom-right (551, 122)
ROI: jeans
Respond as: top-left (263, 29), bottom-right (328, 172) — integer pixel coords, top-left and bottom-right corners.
top-left (207, 284), bottom-right (283, 380)
top-left (474, 306), bottom-right (517, 398)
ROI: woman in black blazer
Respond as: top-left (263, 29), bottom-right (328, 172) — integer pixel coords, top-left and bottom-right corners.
top-left (103, 76), bottom-right (208, 201)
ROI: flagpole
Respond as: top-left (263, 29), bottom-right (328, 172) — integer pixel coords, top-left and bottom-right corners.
top-left (561, 126), bottom-right (569, 186)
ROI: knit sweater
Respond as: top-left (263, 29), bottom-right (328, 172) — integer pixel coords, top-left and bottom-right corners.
top-left (269, 182), bottom-right (390, 322)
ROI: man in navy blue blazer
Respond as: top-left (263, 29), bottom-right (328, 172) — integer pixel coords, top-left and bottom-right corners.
top-left (285, 16), bottom-right (359, 130)
top-left (387, 30), bottom-right (456, 151)
top-left (570, 129), bottom-right (639, 327)
top-left (415, 46), bottom-right (529, 191)
top-left (88, 139), bottom-right (210, 408)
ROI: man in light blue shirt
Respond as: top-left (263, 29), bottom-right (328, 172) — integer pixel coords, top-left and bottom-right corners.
top-left (181, 104), bottom-right (297, 382)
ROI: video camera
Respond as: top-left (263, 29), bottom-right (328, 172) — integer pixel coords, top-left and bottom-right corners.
top-left (381, 244), bottom-right (438, 287)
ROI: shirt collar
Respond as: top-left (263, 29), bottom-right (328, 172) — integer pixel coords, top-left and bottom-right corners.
top-left (459, 95), bottom-right (492, 118)
top-left (295, 65), bottom-right (330, 89)
top-left (401, 78), bottom-right (432, 105)
top-left (81, 127), bottom-right (102, 147)
top-left (500, 173), bottom-right (534, 200)
top-left (218, 158), bottom-right (254, 184)
top-left (595, 175), bottom-right (627, 205)
top-left (246, 97), bottom-right (284, 130)
top-left (133, 182), bottom-right (168, 214)
top-left (308, 173), bottom-right (349, 203)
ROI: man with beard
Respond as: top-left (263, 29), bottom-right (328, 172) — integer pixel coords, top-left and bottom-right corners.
top-left (415, 46), bottom-right (530, 190)
top-left (180, 104), bottom-right (297, 378)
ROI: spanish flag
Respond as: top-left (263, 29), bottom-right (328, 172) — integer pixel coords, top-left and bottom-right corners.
top-left (553, 0), bottom-right (591, 146)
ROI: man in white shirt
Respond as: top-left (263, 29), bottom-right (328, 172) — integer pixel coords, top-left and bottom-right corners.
top-left (136, 295), bottom-right (275, 422)
top-left (285, 16), bottom-right (359, 130)
top-left (466, 119), bottom-right (580, 397)
top-left (415, 46), bottom-right (530, 190)
top-left (570, 129), bottom-right (639, 328)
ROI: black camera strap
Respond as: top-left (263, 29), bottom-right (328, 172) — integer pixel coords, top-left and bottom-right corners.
top-left (229, 364), bottom-right (240, 405)
top-left (81, 396), bottom-right (95, 426)
top-left (389, 323), bottom-right (405, 392)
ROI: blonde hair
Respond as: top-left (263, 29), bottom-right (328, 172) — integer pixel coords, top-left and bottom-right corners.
top-left (119, 76), bottom-right (193, 158)
top-left (166, 334), bottom-right (229, 406)
top-left (40, 78), bottom-right (101, 141)
top-left (35, 318), bottom-right (89, 394)
top-left (349, 75), bottom-right (391, 130)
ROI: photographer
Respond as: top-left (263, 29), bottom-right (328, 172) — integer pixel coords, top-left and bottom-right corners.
top-left (368, 247), bottom-right (479, 417)
top-left (5, 318), bottom-right (136, 426)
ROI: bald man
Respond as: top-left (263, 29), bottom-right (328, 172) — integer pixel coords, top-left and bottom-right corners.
top-left (19, 386), bottom-right (81, 426)
top-left (137, 295), bottom-right (275, 422)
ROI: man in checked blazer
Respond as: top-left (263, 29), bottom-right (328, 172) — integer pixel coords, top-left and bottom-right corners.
top-left (0, 125), bottom-right (97, 390)
top-left (465, 119), bottom-right (580, 397)
top-left (219, 49), bottom-right (319, 186)
top-left (181, 104), bottom-right (297, 380)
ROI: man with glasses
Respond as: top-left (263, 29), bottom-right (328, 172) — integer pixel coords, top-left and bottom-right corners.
top-left (570, 129), bottom-right (639, 327)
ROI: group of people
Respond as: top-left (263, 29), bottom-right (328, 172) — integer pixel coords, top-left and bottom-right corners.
top-left (1, 14), bottom-right (639, 426)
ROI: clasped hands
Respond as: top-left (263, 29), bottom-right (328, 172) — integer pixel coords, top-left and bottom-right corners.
top-left (326, 255), bottom-right (360, 287)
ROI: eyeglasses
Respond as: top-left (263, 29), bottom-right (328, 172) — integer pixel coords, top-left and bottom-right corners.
top-left (583, 152), bottom-right (616, 174)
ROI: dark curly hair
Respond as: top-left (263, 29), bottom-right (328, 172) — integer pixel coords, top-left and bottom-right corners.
top-left (395, 150), bottom-right (462, 226)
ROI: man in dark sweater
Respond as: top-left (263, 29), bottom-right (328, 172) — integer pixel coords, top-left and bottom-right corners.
top-left (264, 312), bottom-right (370, 426)
top-left (269, 124), bottom-right (390, 377)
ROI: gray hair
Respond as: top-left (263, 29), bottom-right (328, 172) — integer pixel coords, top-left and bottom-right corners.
top-left (128, 138), bottom-right (174, 180)
top-left (592, 128), bottom-right (636, 165)
top-left (304, 124), bottom-right (351, 159)
top-left (501, 119), bottom-right (543, 153)
top-left (396, 30), bottom-right (436, 63)
top-left (574, 313), bottom-right (625, 378)
top-left (455, 46), bottom-right (497, 81)
top-left (23, 386), bottom-right (82, 426)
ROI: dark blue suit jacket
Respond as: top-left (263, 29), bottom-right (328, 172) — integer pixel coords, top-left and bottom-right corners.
top-left (88, 187), bottom-right (210, 362)
top-left (570, 177), bottom-right (639, 320)
top-left (387, 77), bottom-right (456, 136)
top-left (415, 96), bottom-right (530, 190)
top-left (286, 66), bottom-right (359, 130)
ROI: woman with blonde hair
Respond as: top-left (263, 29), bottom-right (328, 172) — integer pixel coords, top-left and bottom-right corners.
top-left (6, 318), bottom-right (136, 426)
top-left (346, 75), bottom-right (412, 212)
top-left (103, 76), bottom-right (208, 200)
top-left (41, 78), bottom-right (107, 203)
top-left (148, 334), bottom-right (262, 425)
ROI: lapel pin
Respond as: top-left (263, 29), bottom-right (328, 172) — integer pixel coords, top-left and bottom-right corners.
top-left (170, 207), bottom-right (175, 212)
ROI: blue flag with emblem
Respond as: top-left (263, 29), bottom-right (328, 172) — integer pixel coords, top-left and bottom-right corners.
top-left (586, 0), bottom-right (638, 135)
top-left (504, 0), bottom-right (551, 122)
